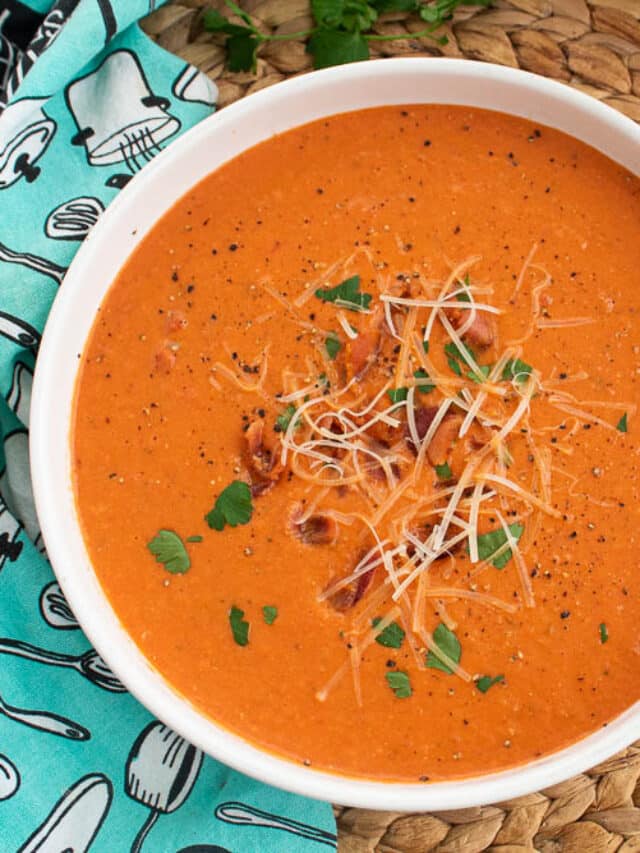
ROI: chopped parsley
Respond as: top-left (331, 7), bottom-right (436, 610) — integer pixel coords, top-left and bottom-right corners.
top-left (372, 617), bottom-right (405, 649)
top-left (617, 412), bottom-right (628, 433)
top-left (147, 529), bottom-right (191, 574)
top-left (422, 340), bottom-right (430, 354)
top-left (414, 369), bottom-right (434, 394)
top-left (444, 340), bottom-right (473, 376)
top-left (229, 605), bottom-right (249, 646)
top-left (457, 274), bottom-right (472, 302)
top-left (475, 523), bottom-right (524, 569)
top-left (476, 674), bottom-right (504, 693)
top-left (502, 358), bottom-right (533, 384)
top-left (385, 670), bottom-right (412, 698)
top-left (206, 480), bottom-right (253, 531)
top-left (599, 622), bottom-right (609, 644)
top-left (387, 387), bottom-right (408, 404)
top-left (325, 333), bottom-right (341, 360)
top-left (426, 623), bottom-right (461, 674)
top-left (434, 462), bottom-right (452, 480)
top-left (263, 605), bottom-right (278, 625)
top-left (315, 275), bottom-right (372, 312)
top-left (468, 364), bottom-right (491, 383)
top-left (186, 535), bottom-right (203, 543)
top-left (276, 404), bottom-right (299, 433)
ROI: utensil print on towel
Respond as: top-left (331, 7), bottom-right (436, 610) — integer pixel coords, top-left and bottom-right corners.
top-left (17, 773), bottom-right (112, 853)
top-left (66, 49), bottom-right (181, 190)
top-left (0, 753), bottom-right (20, 800)
top-left (0, 495), bottom-right (23, 573)
top-left (45, 196), bottom-right (104, 241)
top-left (177, 847), bottom-right (231, 853)
top-left (0, 240), bottom-right (66, 285)
top-left (0, 688), bottom-right (90, 740)
top-left (0, 639), bottom-right (126, 692)
top-left (1, 429), bottom-right (45, 554)
top-left (8, 359), bottom-right (33, 426)
top-left (40, 581), bottom-right (79, 630)
top-left (215, 802), bottom-right (338, 848)
top-left (0, 311), bottom-right (40, 348)
top-left (0, 97), bottom-right (56, 189)
top-left (126, 721), bottom-right (204, 853)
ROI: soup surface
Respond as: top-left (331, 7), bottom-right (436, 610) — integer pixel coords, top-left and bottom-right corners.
top-left (73, 106), bottom-right (640, 782)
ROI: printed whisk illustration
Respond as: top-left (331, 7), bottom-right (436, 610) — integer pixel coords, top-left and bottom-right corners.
top-left (0, 98), bottom-right (56, 188)
top-left (66, 50), bottom-right (181, 189)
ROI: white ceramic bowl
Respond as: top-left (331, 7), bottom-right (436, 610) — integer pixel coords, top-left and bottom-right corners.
top-left (31, 59), bottom-right (640, 810)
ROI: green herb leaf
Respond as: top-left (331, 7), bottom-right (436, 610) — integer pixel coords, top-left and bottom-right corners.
top-left (325, 332), bottom-right (341, 360)
top-left (276, 404), bottom-right (299, 433)
top-left (372, 617), bottom-right (405, 649)
top-left (475, 523), bottom-right (524, 569)
top-left (373, 0), bottom-right (417, 12)
top-left (147, 529), bottom-right (191, 574)
top-left (206, 481), bottom-right (253, 531)
top-left (315, 274), bottom-right (372, 311)
top-left (422, 340), bottom-right (430, 354)
top-left (263, 605), bottom-right (278, 625)
top-left (617, 412), bottom-right (628, 433)
top-left (445, 340), bottom-right (473, 376)
top-left (476, 674), bottom-right (505, 693)
top-left (468, 364), bottom-right (491, 384)
top-left (426, 623), bottom-right (461, 674)
top-left (308, 27), bottom-right (369, 67)
top-left (202, 8), bottom-right (253, 35)
top-left (414, 368), bottom-right (434, 394)
top-left (457, 274), bottom-right (472, 302)
top-left (229, 605), bottom-right (250, 646)
top-left (387, 387), bottom-right (408, 404)
top-left (186, 535), bottom-right (203, 543)
top-left (385, 669), bottom-right (412, 698)
top-left (434, 462), bottom-right (452, 480)
top-left (502, 358), bottom-right (533, 384)
top-left (599, 622), bottom-right (609, 644)
top-left (226, 32), bottom-right (260, 72)
top-left (311, 0), bottom-right (346, 27)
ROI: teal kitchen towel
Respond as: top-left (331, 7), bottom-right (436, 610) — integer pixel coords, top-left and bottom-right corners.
top-left (0, 2), bottom-right (337, 850)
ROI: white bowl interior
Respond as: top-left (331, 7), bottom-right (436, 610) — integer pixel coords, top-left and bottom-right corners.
top-left (31, 59), bottom-right (640, 810)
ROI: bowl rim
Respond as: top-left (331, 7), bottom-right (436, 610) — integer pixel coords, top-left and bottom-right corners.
top-left (30, 57), bottom-right (640, 811)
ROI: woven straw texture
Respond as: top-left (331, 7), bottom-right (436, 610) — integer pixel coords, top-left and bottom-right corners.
top-left (143, 2), bottom-right (640, 848)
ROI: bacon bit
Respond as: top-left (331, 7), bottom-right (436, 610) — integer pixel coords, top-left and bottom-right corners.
top-left (288, 505), bottom-right (338, 545)
top-left (405, 406), bottom-right (438, 453)
top-left (428, 414), bottom-right (464, 466)
top-left (344, 306), bottom-right (383, 381)
top-left (326, 561), bottom-right (377, 612)
top-left (166, 310), bottom-right (188, 333)
top-left (153, 346), bottom-right (176, 375)
top-left (449, 307), bottom-right (495, 349)
top-left (244, 420), bottom-right (282, 496)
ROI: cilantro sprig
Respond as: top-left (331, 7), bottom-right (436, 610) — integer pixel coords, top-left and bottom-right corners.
top-left (315, 275), bottom-right (372, 312)
top-left (147, 529), bottom-right (191, 574)
top-left (229, 605), bottom-right (250, 646)
top-left (372, 617), bottom-right (405, 649)
top-left (206, 480), bottom-right (253, 531)
top-left (426, 623), bottom-right (461, 674)
top-left (385, 670), bottom-right (412, 698)
top-left (476, 674), bottom-right (504, 693)
top-left (204, 0), bottom-right (490, 73)
top-left (474, 523), bottom-right (524, 569)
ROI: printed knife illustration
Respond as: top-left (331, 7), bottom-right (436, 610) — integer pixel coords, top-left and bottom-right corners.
top-left (215, 802), bottom-right (338, 847)
top-left (0, 638), bottom-right (125, 692)
top-left (0, 240), bottom-right (66, 285)
top-left (0, 688), bottom-right (90, 740)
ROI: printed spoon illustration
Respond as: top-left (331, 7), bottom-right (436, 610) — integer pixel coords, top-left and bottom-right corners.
top-left (39, 581), bottom-right (79, 630)
top-left (215, 802), bottom-right (338, 848)
top-left (0, 689), bottom-right (90, 740)
top-left (126, 721), bottom-right (204, 853)
top-left (0, 753), bottom-right (20, 800)
top-left (0, 241), bottom-right (66, 285)
top-left (0, 639), bottom-right (125, 692)
top-left (18, 772), bottom-right (112, 852)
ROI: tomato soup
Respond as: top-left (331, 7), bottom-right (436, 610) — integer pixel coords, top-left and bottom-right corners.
top-left (72, 106), bottom-right (640, 782)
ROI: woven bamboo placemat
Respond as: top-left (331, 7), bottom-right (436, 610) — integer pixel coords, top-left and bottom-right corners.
top-left (142, 2), bottom-right (640, 848)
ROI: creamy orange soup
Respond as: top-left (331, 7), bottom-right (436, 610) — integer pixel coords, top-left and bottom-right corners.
top-left (73, 106), bottom-right (640, 782)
